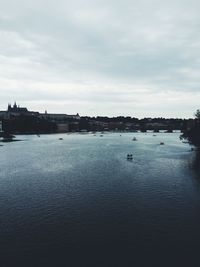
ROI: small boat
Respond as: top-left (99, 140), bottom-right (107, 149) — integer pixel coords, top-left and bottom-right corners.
top-left (132, 137), bottom-right (137, 141)
top-left (100, 135), bottom-right (103, 137)
top-left (59, 138), bottom-right (63, 140)
top-left (160, 142), bottom-right (164, 145)
top-left (1, 133), bottom-right (16, 142)
top-left (127, 154), bottom-right (133, 160)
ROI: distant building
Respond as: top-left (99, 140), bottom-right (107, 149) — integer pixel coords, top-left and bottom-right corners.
top-left (39, 111), bottom-right (80, 133)
top-left (0, 103), bottom-right (80, 133)
top-left (0, 111), bottom-right (9, 119)
top-left (7, 102), bottom-right (28, 113)
top-left (39, 112), bottom-right (80, 121)
top-left (56, 123), bottom-right (69, 133)
top-left (0, 103), bottom-right (39, 119)
top-left (0, 103), bottom-right (80, 121)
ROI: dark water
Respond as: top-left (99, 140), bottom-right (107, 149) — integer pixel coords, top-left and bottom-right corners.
top-left (0, 133), bottom-right (200, 266)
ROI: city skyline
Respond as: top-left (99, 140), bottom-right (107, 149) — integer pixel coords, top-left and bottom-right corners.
top-left (0, 0), bottom-right (200, 118)
top-left (0, 102), bottom-right (194, 119)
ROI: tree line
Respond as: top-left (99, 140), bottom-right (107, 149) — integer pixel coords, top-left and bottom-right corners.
top-left (182, 110), bottom-right (200, 146)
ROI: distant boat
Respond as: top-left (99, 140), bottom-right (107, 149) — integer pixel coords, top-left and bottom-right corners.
top-left (59, 138), bottom-right (63, 140)
top-left (132, 137), bottom-right (137, 141)
top-left (160, 142), bottom-right (164, 145)
top-left (100, 135), bottom-right (103, 137)
top-left (1, 132), bottom-right (16, 142)
top-left (127, 154), bottom-right (133, 160)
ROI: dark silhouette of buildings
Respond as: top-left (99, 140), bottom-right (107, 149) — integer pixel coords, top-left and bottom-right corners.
top-left (0, 103), bottom-right (80, 134)
top-left (0, 102), bottom-right (195, 134)
top-left (7, 102), bottom-right (28, 113)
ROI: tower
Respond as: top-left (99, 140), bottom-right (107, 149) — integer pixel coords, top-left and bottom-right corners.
top-left (13, 102), bottom-right (17, 110)
top-left (7, 103), bottom-right (11, 112)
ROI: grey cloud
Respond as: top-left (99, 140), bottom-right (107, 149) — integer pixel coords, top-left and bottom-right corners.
top-left (0, 0), bottom-right (200, 117)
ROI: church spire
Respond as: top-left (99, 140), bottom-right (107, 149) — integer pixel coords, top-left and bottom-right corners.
top-left (7, 103), bottom-right (11, 111)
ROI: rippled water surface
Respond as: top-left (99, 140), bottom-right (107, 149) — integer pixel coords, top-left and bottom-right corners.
top-left (0, 133), bottom-right (200, 266)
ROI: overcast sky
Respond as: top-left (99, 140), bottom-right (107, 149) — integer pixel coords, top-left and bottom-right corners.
top-left (0, 0), bottom-right (199, 118)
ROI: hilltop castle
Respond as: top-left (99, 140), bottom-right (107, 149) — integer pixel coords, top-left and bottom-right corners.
top-left (0, 102), bottom-right (80, 121)
top-left (7, 102), bottom-right (28, 113)
top-left (0, 102), bottom-right (80, 133)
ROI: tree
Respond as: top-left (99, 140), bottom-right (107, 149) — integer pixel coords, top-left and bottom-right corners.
top-left (181, 109), bottom-right (200, 146)
top-left (195, 109), bottom-right (200, 119)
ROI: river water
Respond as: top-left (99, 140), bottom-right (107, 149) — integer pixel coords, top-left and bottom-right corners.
top-left (0, 132), bottom-right (200, 266)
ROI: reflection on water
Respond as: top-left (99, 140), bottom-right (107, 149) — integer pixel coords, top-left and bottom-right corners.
top-left (0, 133), bottom-right (200, 267)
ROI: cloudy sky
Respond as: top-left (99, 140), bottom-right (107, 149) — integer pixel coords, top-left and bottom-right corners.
top-left (0, 0), bottom-right (199, 118)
